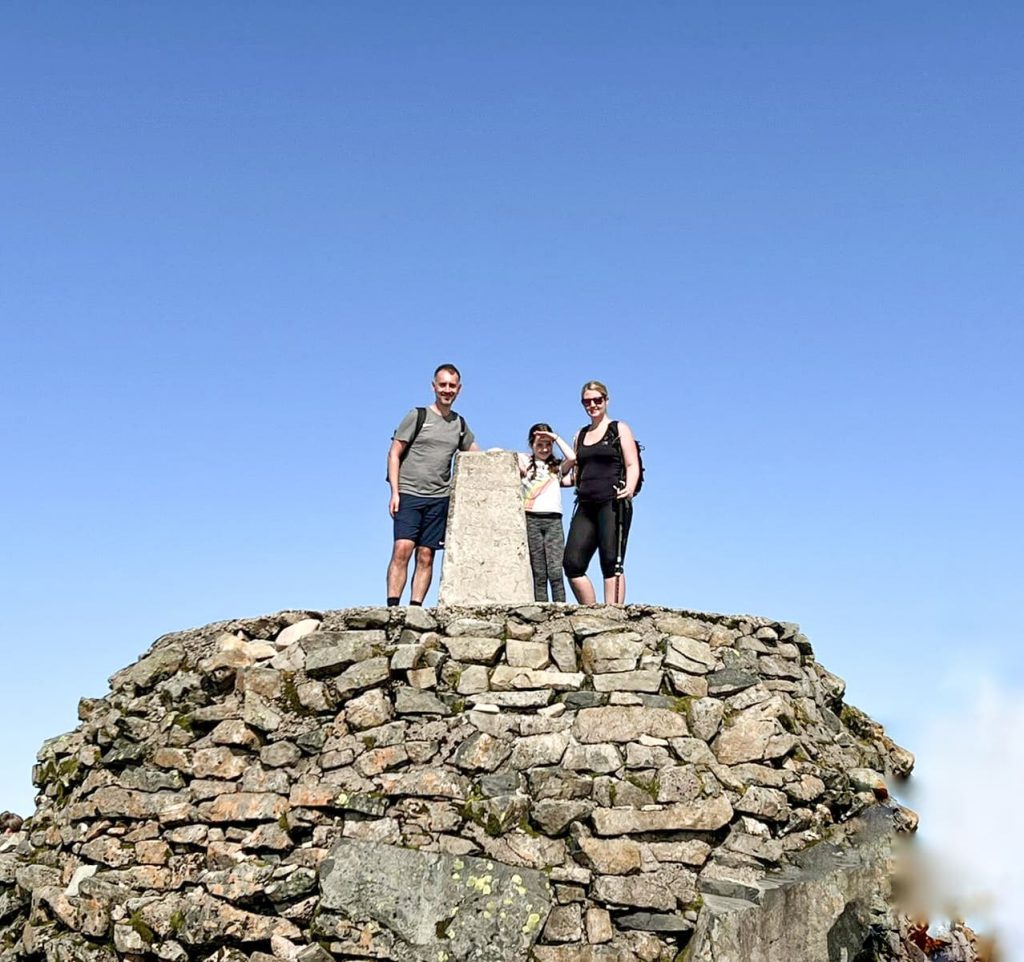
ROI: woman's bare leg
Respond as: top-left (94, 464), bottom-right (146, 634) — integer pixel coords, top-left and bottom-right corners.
top-left (603, 572), bottom-right (626, 604)
top-left (569, 575), bottom-right (596, 605)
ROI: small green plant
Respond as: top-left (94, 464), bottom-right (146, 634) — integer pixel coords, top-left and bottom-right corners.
top-left (516, 815), bottom-right (541, 838)
top-left (171, 713), bottom-right (194, 734)
top-left (625, 773), bottom-right (659, 800)
top-left (128, 911), bottom-right (157, 945)
top-left (280, 672), bottom-right (319, 717)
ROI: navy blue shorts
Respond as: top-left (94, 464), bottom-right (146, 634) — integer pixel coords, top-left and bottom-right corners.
top-left (393, 494), bottom-right (450, 551)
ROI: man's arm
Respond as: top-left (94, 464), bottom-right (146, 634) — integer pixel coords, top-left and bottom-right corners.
top-left (459, 421), bottom-right (480, 452)
top-left (387, 438), bottom-right (407, 517)
top-left (388, 409), bottom-right (421, 516)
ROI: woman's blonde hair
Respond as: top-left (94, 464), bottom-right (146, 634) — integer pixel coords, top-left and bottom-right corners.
top-left (580, 380), bottom-right (609, 400)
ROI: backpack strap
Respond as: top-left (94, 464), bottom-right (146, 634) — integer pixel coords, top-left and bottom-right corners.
top-left (398, 407), bottom-right (428, 463)
top-left (606, 420), bottom-right (626, 487)
top-left (572, 424), bottom-right (591, 487)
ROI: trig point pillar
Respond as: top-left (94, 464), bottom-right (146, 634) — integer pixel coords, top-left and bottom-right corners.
top-left (438, 451), bottom-right (534, 605)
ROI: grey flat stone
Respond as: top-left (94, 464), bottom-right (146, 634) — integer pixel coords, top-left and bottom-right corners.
top-left (580, 635), bottom-right (644, 674)
top-left (508, 731), bottom-right (570, 769)
top-left (303, 633), bottom-right (386, 676)
top-left (562, 691), bottom-right (607, 709)
top-left (490, 667), bottom-right (584, 691)
top-left (453, 731), bottom-right (512, 772)
top-left (111, 646), bottom-right (184, 692)
top-left (443, 636), bottom-right (505, 663)
top-left (334, 656), bottom-right (391, 695)
top-left (707, 668), bottom-right (760, 696)
top-left (402, 606), bottom-right (438, 631)
top-left (319, 839), bottom-right (551, 961)
top-left (592, 795), bottom-right (733, 835)
top-left (563, 743), bottom-right (623, 774)
top-left (468, 690), bottom-right (553, 708)
top-left (573, 706), bottom-right (688, 743)
top-left (592, 670), bottom-right (664, 693)
top-left (617, 912), bottom-right (694, 932)
top-left (506, 639), bottom-right (551, 669)
top-left (394, 687), bottom-right (450, 715)
top-left (549, 633), bottom-right (578, 673)
top-left (343, 608), bottom-right (392, 629)
top-left (666, 636), bottom-right (716, 670)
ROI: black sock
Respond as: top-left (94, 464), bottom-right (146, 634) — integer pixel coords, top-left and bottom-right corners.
top-left (410, 600), bottom-right (423, 606)
top-left (387, 597), bottom-right (400, 607)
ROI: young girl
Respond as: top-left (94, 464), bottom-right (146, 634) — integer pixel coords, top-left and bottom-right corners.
top-left (518, 423), bottom-right (576, 602)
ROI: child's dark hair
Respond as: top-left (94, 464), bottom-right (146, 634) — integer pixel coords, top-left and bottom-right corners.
top-left (526, 422), bottom-right (562, 480)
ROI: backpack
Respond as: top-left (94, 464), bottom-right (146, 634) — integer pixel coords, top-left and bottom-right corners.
top-left (386, 407), bottom-right (467, 481)
top-left (573, 420), bottom-right (645, 496)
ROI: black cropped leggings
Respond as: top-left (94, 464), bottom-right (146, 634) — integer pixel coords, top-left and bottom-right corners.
top-left (563, 498), bottom-right (633, 580)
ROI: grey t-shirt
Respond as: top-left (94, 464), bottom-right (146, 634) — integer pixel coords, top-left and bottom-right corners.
top-left (393, 408), bottom-right (476, 497)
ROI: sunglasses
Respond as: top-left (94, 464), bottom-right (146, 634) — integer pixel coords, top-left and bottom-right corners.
top-left (581, 396), bottom-right (606, 407)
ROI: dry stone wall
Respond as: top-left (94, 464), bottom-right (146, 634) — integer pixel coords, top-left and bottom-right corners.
top-left (1, 605), bottom-right (927, 962)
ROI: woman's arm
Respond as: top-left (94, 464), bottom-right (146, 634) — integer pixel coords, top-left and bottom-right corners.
top-left (615, 421), bottom-right (640, 499)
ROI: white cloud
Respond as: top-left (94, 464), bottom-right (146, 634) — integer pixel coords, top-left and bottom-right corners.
top-left (899, 672), bottom-right (1024, 960)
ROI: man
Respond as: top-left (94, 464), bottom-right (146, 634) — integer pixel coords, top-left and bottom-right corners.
top-left (386, 364), bottom-right (478, 606)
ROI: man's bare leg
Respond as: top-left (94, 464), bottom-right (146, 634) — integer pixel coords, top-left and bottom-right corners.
top-left (603, 572), bottom-right (626, 604)
top-left (569, 575), bottom-right (596, 605)
top-left (387, 539), bottom-right (416, 601)
top-left (410, 545), bottom-right (435, 603)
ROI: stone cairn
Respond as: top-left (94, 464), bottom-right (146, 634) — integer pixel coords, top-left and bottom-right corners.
top-left (0, 605), bottom-right (984, 962)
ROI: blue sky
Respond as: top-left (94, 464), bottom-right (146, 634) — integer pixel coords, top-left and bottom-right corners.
top-left (2, 1), bottom-right (1022, 944)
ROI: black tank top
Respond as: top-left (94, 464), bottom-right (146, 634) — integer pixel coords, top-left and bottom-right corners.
top-left (576, 425), bottom-right (622, 503)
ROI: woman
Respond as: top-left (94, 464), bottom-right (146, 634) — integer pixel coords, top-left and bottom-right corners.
top-left (519, 423), bottom-right (576, 602)
top-left (563, 380), bottom-right (640, 604)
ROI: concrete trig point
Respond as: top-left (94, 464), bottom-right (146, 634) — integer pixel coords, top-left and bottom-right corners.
top-left (438, 451), bottom-right (534, 606)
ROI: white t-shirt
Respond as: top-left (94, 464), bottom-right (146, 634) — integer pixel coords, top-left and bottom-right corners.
top-left (518, 453), bottom-right (565, 515)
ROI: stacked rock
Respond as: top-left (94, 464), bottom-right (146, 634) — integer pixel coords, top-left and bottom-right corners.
top-left (0, 604), bottom-right (964, 962)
